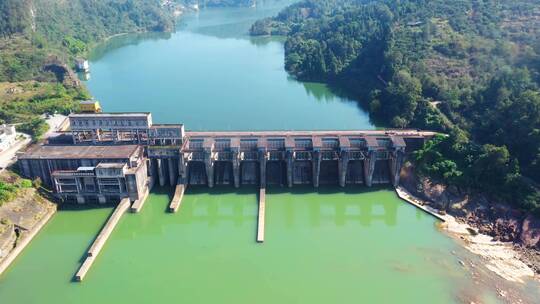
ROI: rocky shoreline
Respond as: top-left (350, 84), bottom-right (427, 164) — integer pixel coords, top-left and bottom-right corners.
top-left (400, 163), bottom-right (540, 279)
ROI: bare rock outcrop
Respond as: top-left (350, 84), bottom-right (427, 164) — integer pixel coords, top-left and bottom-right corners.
top-left (43, 55), bottom-right (80, 87)
top-left (400, 162), bottom-right (540, 272)
top-left (520, 215), bottom-right (540, 250)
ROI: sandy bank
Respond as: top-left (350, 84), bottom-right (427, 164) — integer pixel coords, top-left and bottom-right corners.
top-left (397, 185), bottom-right (536, 283)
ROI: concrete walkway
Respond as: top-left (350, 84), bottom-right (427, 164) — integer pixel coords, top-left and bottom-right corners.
top-left (169, 184), bottom-right (185, 213)
top-left (0, 134), bottom-right (31, 172)
top-left (130, 188), bottom-right (150, 213)
top-left (75, 198), bottom-right (130, 281)
top-left (257, 188), bottom-right (266, 243)
top-left (395, 186), bottom-right (446, 222)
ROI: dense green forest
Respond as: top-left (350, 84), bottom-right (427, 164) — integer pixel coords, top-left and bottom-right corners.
top-left (0, 0), bottom-right (177, 81)
top-left (252, 0), bottom-right (540, 213)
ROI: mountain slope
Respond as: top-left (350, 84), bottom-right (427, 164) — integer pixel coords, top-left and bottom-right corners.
top-left (251, 0), bottom-right (540, 212)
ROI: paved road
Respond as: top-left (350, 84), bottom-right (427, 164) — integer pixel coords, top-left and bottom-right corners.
top-left (0, 134), bottom-right (31, 172)
top-left (0, 114), bottom-right (67, 173)
top-left (43, 114), bottom-right (68, 138)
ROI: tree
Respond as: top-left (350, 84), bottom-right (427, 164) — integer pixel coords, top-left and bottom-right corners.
top-left (413, 135), bottom-right (463, 183)
top-left (381, 70), bottom-right (422, 126)
top-left (471, 144), bottom-right (517, 189)
top-left (17, 118), bottom-right (49, 139)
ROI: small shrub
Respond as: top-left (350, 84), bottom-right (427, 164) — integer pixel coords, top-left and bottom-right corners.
top-left (20, 179), bottom-right (32, 188)
top-left (32, 177), bottom-right (42, 189)
top-left (0, 218), bottom-right (11, 225)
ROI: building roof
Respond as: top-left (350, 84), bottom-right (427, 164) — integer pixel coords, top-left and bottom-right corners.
top-left (69, 112), bottom-right (151, 118)
top-left (77, 166), bottom-right (95, 171)
top-left (152, 124), bottom-right (184, 128)
top-left (20, 145), bottom-right (141, 160)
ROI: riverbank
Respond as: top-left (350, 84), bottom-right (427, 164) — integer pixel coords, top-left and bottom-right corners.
top-left (399, 163), bottom-right (540, 282)
top-left (0, 186), bottom-right (56, 276)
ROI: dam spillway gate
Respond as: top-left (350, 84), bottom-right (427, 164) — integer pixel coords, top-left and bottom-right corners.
top-left (149, 130), bottom-right (424, 189)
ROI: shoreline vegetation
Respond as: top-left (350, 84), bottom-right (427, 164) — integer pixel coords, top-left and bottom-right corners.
top-left (0, 0), bottom-right (253, 137)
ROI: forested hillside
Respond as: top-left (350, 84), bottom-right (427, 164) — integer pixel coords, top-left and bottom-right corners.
top-left (0, 0), bottom-right (176, 81)
top-left (0, 0), bottom-right (178, 137)
top-left (251, 0), bottom-right (540, 213)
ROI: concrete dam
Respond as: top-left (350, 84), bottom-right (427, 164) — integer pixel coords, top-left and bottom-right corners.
top-left (18, 112), bottom-right (437, 204)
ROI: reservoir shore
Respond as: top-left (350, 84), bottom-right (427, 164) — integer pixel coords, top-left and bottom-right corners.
top-left (400, 164), bottom-right (540, 281)
top-left (0, 194), bottom-right (56, 276)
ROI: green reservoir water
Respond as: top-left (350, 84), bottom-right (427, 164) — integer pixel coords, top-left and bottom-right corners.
top-left (1, 2), bottom-right (534, 303)
top-left (0, 187), bottom-right (491, 303)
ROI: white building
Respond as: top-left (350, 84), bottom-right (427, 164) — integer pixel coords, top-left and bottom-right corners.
top-left (0, 124), bottom-right (17, 152)
top-left (75, 59), bottom-right (90, 72)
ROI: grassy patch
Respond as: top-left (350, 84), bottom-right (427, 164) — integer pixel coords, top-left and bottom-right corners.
top-left (0, 172), bottom-right (34, 207)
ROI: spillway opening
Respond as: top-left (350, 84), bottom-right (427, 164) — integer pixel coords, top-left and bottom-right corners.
top-left (373, 160), bottom-right (390, 184)
top-left (187, 162), bottom-right (207, 185)
top-left (214, 161), bottom-right (233, 186)
top-left (240, 161), bottom-right (259, 185)
top-left (293, 161), bottom-right (312, 185)
top-left (266, 161), bottom-right (286, 185)
top-left (319, 160), bottom-right (338, 185)
top-left (346, 160), bottom-right (364, 184)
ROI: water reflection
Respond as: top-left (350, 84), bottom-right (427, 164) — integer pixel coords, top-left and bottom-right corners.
top-left (299, 82), bottom-right (349, 103)
top-left (180, 1), bottom-right (296, 39)
top-left (89, 32), bottom-right (172, 61)
top-left (248, 35), bottom-right (285, 47)
top-left (51, 205), bottom-right (113, 235)
top-left (77, 71), bottom-right (91, 81)
top-left (274, 187), bottom-right (400, 227)
top-left (181, 187), bottom-right (257, 226)
top-left (165, 186), bottom-right (401, 228)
